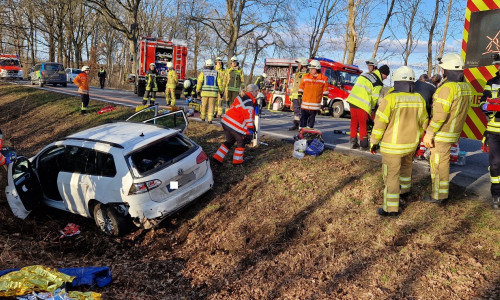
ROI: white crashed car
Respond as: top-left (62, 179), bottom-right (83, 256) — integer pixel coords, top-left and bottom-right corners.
top-left (6, 108), bottom-right (214, 236)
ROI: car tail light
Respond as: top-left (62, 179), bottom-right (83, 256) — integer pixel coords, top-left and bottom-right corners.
top-left (196, 150), bottom-right (208, 164)
top-left (129, 179), bottom-right (162, 195)
top-left (41, 70), bottom-right (45, 77)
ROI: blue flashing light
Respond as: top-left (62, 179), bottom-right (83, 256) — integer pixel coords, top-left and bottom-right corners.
top-left (315, 57), bottom-right (336, 63)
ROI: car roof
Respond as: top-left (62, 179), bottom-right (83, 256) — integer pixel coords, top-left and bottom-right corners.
top-left (65, 121), bottom-right (177, 150)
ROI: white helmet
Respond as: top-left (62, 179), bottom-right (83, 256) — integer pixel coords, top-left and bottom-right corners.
top-left (262, 73), bottom-right (267, 78)
top-left (215, 57), bottom-right (222, 62)
top-left (309, 59), bottom-right (321, 70)
top-left (230, 56), bottom-right (238, 62)
top-left (183, 80), bottom-right (191, 89)
top-left (82, 66), bottom-right (90, 71)
top-left (392, 66), bottom-right (415, 82)
top-left (149, 63), bottom-right (156, 68)
top-left (439, 53), bottom-right (464, 70)
top-left (167, 62), bottom-right (173, 68)
top-left (296, 57), bottom-right (309, 66)
top-left (365, 58), bottom-right (377, 66)
top-left (205, 59), bottom-right (214, 67)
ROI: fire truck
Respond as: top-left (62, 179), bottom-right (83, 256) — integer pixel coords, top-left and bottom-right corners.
top-left (0, 54), bottom-right (23, 80)
top-left (133, 36), bottom-right (188, 98)
top-left (460, 0), bottom-right (500, 141)
top-left (263, 58), bottom-right (362, 117)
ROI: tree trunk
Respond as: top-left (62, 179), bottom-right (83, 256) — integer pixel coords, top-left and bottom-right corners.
top-left (438, 0), bottom-right (452, 60)
top-left (372, 0), bottom-right (395, 59)
top-left (427, 0), bottom-right (439, 75)
top-left (346, 0), bottom-right (357, 65)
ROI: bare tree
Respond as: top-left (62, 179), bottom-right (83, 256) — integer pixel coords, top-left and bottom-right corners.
top-left (426, 0), bottom-right (440, 75)
top-left (391, 0), bottom-right (422, 65)
top-left (371, 0), bottom-right (396, 59)
top-left (307, 0), bottom-right (341, 58)
top-left (438, 0), bottom-right (452, 59)
top-left (86, 0), bottom-right (141, 73)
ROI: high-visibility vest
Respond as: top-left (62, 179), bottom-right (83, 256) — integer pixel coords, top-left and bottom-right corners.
top-left (371, 91), bottom-right (428, 155)
top-left (166, 70), bottom-right (178, 89)
top-left (427, 80), bottom-right (473, 143)
top-left (145, 71), bottom-right (158, 91)
top-left (196, 69), bottom-right (222, 98)
top-left (346, 69), bottom-right (383, 114)
top-left (221, 92), bottom-right (256, 135)
top-left (73, 72), bottom-right (89, 94)
top-left (290, 71), bottom-right (306, 100)
top-left (483, 74), bottom-right (500, 134)
top-left (225, 67), bottom-right (244, 92)
top-left (298, 73), bottom-right (328, 111)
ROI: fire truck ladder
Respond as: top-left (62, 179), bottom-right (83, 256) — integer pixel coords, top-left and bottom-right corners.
top-left (174, 46), bottom-right (183, 75)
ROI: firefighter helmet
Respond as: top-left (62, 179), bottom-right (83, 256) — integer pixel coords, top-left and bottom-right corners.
top-left (149, 63), bottom-right (156, 68)
top-left (309, 60), bottom-right (321, 70)
top-left (365, 58), bottom-right (377, 66)
top-left (262, 73), bottom-right (267, 78)
top-left (438, 53), bottom-right (464, 70)
top-left (230, 56), bottom-right (238, 62)
top-left (167, 62), bottom-right (173, 68)
top-left (183, 80), bottom-right (191, 89)
top-left (205, 59), bottom-right (214, 67)
top-left (393, 66), bottom-right (415, 82)
top-left (296, 57), bottom-right (309, 66)
top-left (82, 66), bottom-right (90, 71)
top-left (215, 57), bottom-right (223, 62)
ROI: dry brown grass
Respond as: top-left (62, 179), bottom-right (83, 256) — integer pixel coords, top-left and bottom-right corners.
top-left (0, 83), bottom-right (499, 299)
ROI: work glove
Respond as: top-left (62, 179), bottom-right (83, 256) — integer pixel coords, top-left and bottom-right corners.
top-left (423, 133), bottom-right (434, 148)
top-left (5, 154), bottom-right (15, 164)
top-left (248, 130), bottom-right (254, 136)
top-left (243, 134), bottom-right (252, 144)
top-left (482, 133), bottom-right (489, 153)
top-left (370, 143), bottom-right (379, 155)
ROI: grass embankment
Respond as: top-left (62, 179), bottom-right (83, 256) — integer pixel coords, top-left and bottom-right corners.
top-left (0, 84), bottom-right (499, 299)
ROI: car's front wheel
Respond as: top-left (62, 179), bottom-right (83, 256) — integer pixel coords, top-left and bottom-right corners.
top-left (93, 203), bottom-right (131, 236)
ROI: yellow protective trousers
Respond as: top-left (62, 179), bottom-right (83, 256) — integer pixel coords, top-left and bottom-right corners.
top-left (382, 152), bottom-right (414, 213)
top-left (430, 141), bottom-right (451, 200)
top-left (166, 88), bottom-right (176, 105)
top-left (201, 96), bottom-right (217, 121)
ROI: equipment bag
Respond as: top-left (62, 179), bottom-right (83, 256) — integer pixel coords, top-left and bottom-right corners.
top-left (298, 128), bottom-right (323, 141)
top-left (305, 138), bottom-right (324, 156)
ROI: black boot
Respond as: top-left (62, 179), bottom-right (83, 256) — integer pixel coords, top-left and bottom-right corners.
top-left (377, 207), bottom-right (400, 217)
top-left (360, 137), bottom-right (369, 151)
top-left (350, 137), bottom-right (359, 149)
top-left (288, 120), bottom-right (299, 131)
top-left (422, 195), bottom-right (448, 206)
top-left (492, 196), bottom-right (500, 209)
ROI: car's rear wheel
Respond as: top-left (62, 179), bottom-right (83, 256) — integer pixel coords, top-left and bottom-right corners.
top-left (93, 203), bottom-right (130, 236)
top-left (38, 78), bottom-right (44, 87)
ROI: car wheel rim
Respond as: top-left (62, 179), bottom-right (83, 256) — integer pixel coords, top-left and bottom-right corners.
top-left (95, 207), bottom-right (114, 235)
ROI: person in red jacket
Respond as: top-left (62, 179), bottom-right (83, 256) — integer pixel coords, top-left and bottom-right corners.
top-left (213, 84), bottom-right (259, 165)
top-left (298, 59), bottom-right (328, 128)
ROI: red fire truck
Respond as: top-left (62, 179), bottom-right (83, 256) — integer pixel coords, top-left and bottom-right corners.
top-left (133, 36), bottom-right (188, 98)
top-left (0, 54), bottom-right (23, 80)
top-left (263, 57), bottom-right (362, 117)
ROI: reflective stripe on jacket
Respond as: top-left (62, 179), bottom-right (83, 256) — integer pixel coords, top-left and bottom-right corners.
top-left (166, 70), bottom-right (178, 89)
top-left (73, 72), bottom-right (89, 94)
top-left (145, 71), bottom-right (158, 91)
top-left (196, 69), bottom-right (222, 98)
top-left (346, 70), bottom-right (383, 114)
top-left (426, 80), bottom-right (473, 143)
top-left (290, 71), bottom-right (306, 100)
top-left (221, 92), bottom-right (256, 135)
top-left (298, 73), bottom-right (328, 111)
top-left (225, 67), bottom-right (244, 92)
top-left (371, 91), bottom-right (428, 155)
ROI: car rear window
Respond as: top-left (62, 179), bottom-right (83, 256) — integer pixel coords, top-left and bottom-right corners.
top-left (128, 134), bottom-right (196, 176)
top-left (45, 64), bottom-right (64, 71)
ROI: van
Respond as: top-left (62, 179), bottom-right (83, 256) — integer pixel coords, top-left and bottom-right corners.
top-left (29, 62), bottom-right (67, 87)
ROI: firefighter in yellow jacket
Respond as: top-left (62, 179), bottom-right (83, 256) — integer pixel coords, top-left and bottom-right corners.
top-left (370, 66), bottom-right (428, 216)
top-left (215, 57), bottom-right (225, 117)
top-left (143, 63), bottom-right (158, 106)
top-left (423, 53), bottom-right (473, 204)
top-left (196, 59), bottom-right (223, 123)
top-left (288, 57), bottom-right (309, 130)
top-left (165, 62), bottom-right (178, 106)
top-left (224, 56), bottom-right (245, 106)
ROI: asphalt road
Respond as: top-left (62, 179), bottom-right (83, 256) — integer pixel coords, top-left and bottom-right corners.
top-left (16, 80), bottom-right (490, 200)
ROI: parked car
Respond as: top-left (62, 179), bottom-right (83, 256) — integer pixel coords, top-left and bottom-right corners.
top-left (29, 62), bottom-right (67, 87)
top-left (5, 108), bottom-right (214, 236)
top-left (65, 68), bottom-right (82, 83)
